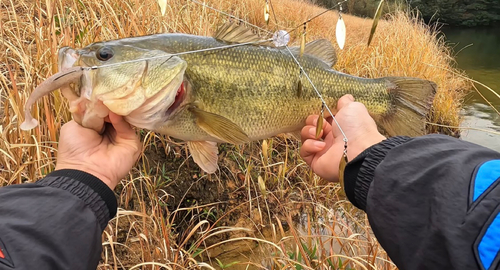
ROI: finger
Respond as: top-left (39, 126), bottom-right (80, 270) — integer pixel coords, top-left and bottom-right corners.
top-left (108, 112), bottom-right (135, 139)
top-left (299, 139), bottom-right (326, 163)
top-left (61, 120), bottom-right (95, 136)
top-left (305, 114), bottom-right (320, 126)
top-left (301, 125), bottom-right (317, 143)
top-left (310, 126), bottom-right (323, 139)
top-left (337, 94), bottom-right (355, 111)
top-left (305, 115), bottom-right (333, 139)
top-left (320, 117), bottom-right (333, 138)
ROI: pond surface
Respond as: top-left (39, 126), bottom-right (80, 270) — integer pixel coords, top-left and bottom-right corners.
top-left (443, 27), bottom-right (500, 151)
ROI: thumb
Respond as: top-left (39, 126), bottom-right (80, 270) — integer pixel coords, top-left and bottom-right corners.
top-left (330, 94), bottom-right (355, 138)
top-left (337, 94), bottom-right (355, 110)
top-left (108, 112), bottom-right (135, 139)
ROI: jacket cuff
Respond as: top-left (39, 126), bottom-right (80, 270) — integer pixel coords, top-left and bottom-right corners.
top-left (344, 136), bottom-right (413, 210)
top-left (36, 169), bottom-right (117, 230)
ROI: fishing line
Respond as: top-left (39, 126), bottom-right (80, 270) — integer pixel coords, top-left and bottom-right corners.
top-left (284, 44), bottom-right (350, 186)
top-left (189, 0), bottom-right (273, 35)
top-left (285, 0), bottom-right (349, 36)
top-left (426, 122), bottom-right (500, 136)
top-left (283, 46), bottom-right (348, 142)
top-left (189, 0), bottom-right (349, 42)
top-left (89, 38), bottom-right (273, 70)
top-left (268, 0), bottom-right (279, 26)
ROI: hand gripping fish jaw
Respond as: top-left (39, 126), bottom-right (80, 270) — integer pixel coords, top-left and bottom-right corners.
top-left (21, 46), bottom-right (188, 134)
top-left (20, 46), bottom-right (105, 132)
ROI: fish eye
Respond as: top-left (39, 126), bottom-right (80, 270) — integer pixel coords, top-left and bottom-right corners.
top-left (96, 47), bottom-right (114, 61)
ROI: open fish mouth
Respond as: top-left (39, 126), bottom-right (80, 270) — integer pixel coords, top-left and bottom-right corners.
top-left (58, 47), bottom-right (79, 72)
top-left (124, 71), bottom-right (187, 130)
top-left (168, 81), bottom-right (186, 114)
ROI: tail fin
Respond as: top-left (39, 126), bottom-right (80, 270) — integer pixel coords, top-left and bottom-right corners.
top-left (379, 77), bottom-right (437, 137)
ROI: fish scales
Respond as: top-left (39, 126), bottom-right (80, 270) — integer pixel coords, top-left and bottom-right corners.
top-left (105, 34), bottom-right (390, 140)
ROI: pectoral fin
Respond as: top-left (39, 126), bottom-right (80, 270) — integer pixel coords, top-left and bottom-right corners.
top-left (187, 141), bottom-right (219, 174)
top-left (189, 106), bottom-right (249, 144)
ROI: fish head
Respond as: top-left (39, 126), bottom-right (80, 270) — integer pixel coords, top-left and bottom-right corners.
top-left (58, 42), bottom-right (188, 130)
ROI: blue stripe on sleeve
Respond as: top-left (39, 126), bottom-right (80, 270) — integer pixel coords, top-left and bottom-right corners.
top-left (473, 160), bottom-right (500, 202)
top-left (478, 213), bottom-right (500, 270)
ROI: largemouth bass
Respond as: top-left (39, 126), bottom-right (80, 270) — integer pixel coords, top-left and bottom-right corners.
top-left (21, 22), bottom-right (436, 173)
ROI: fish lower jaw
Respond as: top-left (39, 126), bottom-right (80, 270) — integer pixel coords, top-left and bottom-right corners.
top-left (124, 74), bottom-right (187, 130)
top-left (58, 47), bottom-right (78, 72)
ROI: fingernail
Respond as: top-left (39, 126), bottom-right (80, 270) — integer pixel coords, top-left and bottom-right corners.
top-left (309, 127), bottom-right (316, 136)
top-left (311, 116), bottom-right (318, 125)
top-left (313, 141), bottom-right (326, 148)
top-left (347, 94), bottom-right (355, 101)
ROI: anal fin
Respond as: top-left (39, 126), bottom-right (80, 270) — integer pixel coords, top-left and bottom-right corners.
top-left (187, 141), bottom-right (219, 174)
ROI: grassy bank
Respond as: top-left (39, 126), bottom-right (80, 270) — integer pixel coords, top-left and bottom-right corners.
top-left (1, 0), bottom-right (468, 269)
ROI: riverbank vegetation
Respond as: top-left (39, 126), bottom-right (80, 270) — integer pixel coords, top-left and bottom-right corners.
top-left (1, 0), bottom-right (468, 268)
top-left (316, 0), bottom-right (500, 27)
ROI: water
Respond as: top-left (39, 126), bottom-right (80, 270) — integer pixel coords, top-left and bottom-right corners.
top-left (443, 27), bottom-right (500, 152)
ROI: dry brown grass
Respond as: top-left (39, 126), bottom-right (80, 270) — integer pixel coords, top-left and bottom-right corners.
top-left (0, 0), bottom-right (468, 269)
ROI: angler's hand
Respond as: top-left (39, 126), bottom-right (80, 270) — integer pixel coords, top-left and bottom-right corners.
top-left (300, 95), bottom-right (386, 182)
top-left (55, 112), bottom-right (142, 190)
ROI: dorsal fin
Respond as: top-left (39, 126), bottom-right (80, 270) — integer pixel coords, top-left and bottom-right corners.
top-left (290, 39), bottom-right (337, 67)
top-left (213, 21), bottom-right (272, 46)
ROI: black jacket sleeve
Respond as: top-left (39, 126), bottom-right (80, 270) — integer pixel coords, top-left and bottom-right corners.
top-left (0, 169), bottom-right (117, 270)
top-left (344, 134), bottom-right (500, 270)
